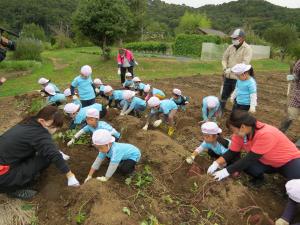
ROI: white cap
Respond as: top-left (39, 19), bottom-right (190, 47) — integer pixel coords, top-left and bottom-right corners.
top-left (173, 88), bottom-right (182, 96)
top-left (64, 88), bottom-right (71, 97)
top-left (231, 63), bottom-right (252, 75)
top-left (144, 84), bottom-right (151, 93)
top-left (64, 103), bottom-right (80, 114)
top-left (286, 179), bottom-right (300, 203)
top-left (38, 77), bottom-right (49, 85)
top-left (92, 129), bottom-right (115, 146)
top-left (103, 85), bottom-right (113, 94)
top-left (44, 85), bottom-right (56, 96)
top-left (80, 65), bottom-right (92, 77)
top-left (86, 108), bottom-right (99, 119)
top-left (123, 90), bottom-right (136, 100)
top-left (231, 28), bottom-right (245, 39)
top-left (94, 78), bottom-right (103, 85)
top-left (125, 72), bottom-right (132, 77)
top-left (207, 96), bottom-right (219, 108)
top-left (201, 122), bottom-right (222, 135)
top-left (133, 77), bottom-right (141, 82)
top-left (147, 96), bottom-right (160, 108)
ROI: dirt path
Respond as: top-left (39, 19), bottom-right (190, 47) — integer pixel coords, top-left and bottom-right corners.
top-left (49, 57), bottom-right (69, 70)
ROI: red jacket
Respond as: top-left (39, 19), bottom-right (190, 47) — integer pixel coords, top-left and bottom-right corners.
top-left (117, 49), bottom-right (135, 67)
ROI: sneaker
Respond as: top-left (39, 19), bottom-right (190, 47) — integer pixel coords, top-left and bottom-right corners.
top-left (7, 189), bottom-right (37, 200)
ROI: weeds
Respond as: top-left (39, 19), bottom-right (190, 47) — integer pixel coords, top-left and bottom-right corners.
top-left (28, 98), bottom-right (45, 114)
top-left (53, 130), bottom-right (90, 145)
top-left (140, 215), bottom-right (162, 225)
top-left (125, 165), bottom-right (153, 189)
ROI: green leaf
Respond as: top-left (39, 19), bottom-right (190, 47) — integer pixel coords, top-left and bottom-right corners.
top-left (122, 207), bottom-right (131, 216)
top-left (125, 177), bottom-right (132, 185)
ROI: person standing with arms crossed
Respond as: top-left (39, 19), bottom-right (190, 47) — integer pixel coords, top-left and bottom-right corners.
top-left (220, 28), bottom-right (253, 114)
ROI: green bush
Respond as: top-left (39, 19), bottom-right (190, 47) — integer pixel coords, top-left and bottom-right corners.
top-left (172, 34), bottom-right (221, 57)
top-left (13, 38), bottom-right (43, 61)
top-left (288, 41), bottom-right (300, 59)
top-left (21, 23), bottom-right (46, 42)
top-left (124, 42), bottom-right (168, 54)
top-left (53, 34), bottom-right (75, 49)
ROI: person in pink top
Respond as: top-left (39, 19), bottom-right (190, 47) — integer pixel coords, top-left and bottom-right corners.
top-left (206, 110), bottom-right (300, 187)
top-left (117, 48), bottom-right (137, 84)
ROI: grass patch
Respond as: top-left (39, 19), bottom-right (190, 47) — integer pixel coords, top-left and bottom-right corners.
top-left (0, 46), bottom-right (289, 97)
top-left (0, 60), bottom-right (42, 72)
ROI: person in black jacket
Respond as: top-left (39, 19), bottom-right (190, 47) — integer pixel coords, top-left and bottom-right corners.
top-left (0, 105), bottom-right (80, 199)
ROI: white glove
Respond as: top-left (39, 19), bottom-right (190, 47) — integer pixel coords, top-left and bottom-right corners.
top-left (186, 155), bottom-right (195, 164)
top-left (72, 95), bottom-right (78, 100)
top-left (67, 138), bottom-right (75, 147)
top-left (275, 218), bottom-right (289, 225)
top-left (153, 119), bottom-right (162, 127)
top-left (117, 68), bottom-right (121, 75)
top-left (0, 77), bottom-right (7, 83)
top-left (41, 92), bottom-right (46, 97)
top-left (249, 105), bottom-right (256, 113)
top-left (135, 61), bottom-right (139, 66)
top-left (230, 95), bottom-right (235, 103)
top-left (84, 175), bottom-right (92, 184)
top-left (106, 105), bottom-right (110, 110)
top-left (59, 151), bottom-right (70, 161)
top-left (95, 88), bottom-right (100, 94)
top-left (142, 124), bottom-right (148, 131)
top-left (287, 74), bottom-right (295, 81)
top-left (207, 161), bottom-right (219, 174)
top-left (213, 168), bottom-right (230, 181)
top-left (96, 176), bottom-right (108, 182)
top-left (120, 112), bottom-right (125, 116)
top-left (224, 68), bottom-right (231, 75)
top-left (68, 175), bottom-right (80, 186)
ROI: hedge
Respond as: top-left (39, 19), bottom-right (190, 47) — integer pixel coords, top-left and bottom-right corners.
top-left (124, 41), bottom-right (168, 54)
top-left (172, 34), bottom-right (222, 57)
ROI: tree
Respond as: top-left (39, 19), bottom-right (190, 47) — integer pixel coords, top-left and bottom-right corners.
top-left (73, 0), bottom-right (133, 60)
top-left (124, 0), bottom-right (147, 41)
top-left (264, 24), bottom-right (298, 61)
top-left (175, 11), bottom-right (211, 35)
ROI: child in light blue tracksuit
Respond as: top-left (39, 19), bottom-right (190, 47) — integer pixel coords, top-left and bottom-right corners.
top-left (93, 78), bottom-right (107, 99)
top-left (120, 90), bottom-right (146, 117)
top-left (64, 103), bottom-right (106, 129)
top-left (70, 65), bottom-right (96, 107)
top-left (103, 85), bottom-right (126, 109)
top-left (230, 63), bottom-right (257, 113)
top-left (144, 84), bottom-right (166, 101)
top-left (64, 88), bottom-right (82, 106)
top-left (84, 129), bottom-right (141, 183)
top-left (202, 96), bottom-right (221, 122)
top-left (185, 122), bottom-right (234, 172)
top-left (38, 77), bottom-right (61, 94)
top-left (123, 72), bottom-right (134, 90)
top-left (67, 108), bottom-right (121, 146)
top-left (143, 97), bottom-right (178, 136)
top-left (132, 77), bottom-right (146, 96)
top-left (170, 88), bottom-right (190, 111)
top-left (44, 84), bottom-right (66, 106)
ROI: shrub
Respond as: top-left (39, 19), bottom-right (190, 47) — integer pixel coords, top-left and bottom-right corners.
top-left (172, 34), bottom-right (221, 57)
top-left (13, 38), bottom-right (43, 61)
top-left (124, 42), bottom-right (168, 54)
top-left (21, 23), bottom-right (46, 42)
top-left (53, 34), bottom-right (75, 49)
